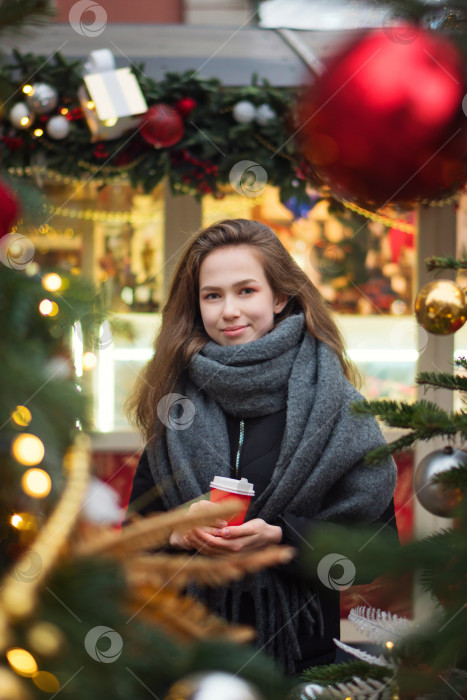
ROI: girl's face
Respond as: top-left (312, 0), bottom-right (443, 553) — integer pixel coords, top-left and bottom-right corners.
top-left (198, 245), bottom-right (288, 346)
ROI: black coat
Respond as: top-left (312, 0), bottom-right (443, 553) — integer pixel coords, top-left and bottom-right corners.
top-left (126, 407), bottom-right (399, 674)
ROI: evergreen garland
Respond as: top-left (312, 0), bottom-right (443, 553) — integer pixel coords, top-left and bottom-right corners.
top-left (0, 51), bottom-right (314, 202)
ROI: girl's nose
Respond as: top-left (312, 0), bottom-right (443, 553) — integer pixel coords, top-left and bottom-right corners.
top-left (222, 296), bottom-right (240, 317)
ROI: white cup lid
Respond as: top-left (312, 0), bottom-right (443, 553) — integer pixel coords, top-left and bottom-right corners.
top-left (210, 476), bottom-right (255, 496)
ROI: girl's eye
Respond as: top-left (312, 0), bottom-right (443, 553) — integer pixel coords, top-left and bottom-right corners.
top-left (204, 288), bottom-right (255, 300)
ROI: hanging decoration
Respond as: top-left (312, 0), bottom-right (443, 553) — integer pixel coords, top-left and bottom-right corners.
top-left (25, 82), bottom-right (58, 114)
top-left (297, 25), bottom-right (467, 206)
top-left (9, 102), bottom-right (33, 129)
top-left (78, 49), bottom-right (148, 142)
top-left (2, 48), bottom-right (467, 205)
top-left (0, 179), bottom-right (21, 238)
top-left (46, 115), bottom-right (70, 140)
top-left (139, 103), bottom-right (184, 148)
top-left (232, 100), bottom-right (257, 123)
top-left (414, 280), bottom-right (467, 335)
top-left (414, 447), bottom-right (465, 517)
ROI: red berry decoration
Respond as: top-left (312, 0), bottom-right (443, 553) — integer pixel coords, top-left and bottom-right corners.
top-left (0, 179), bottom-right (20, 238)
top-left (176, 97), bottom-right (197, 117)
top-left (298, 26), bottom-right (467, 206)
top-left (139, 104), bottom-right (184, 148)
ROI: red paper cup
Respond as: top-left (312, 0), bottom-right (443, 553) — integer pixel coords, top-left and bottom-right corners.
top-left (209, 476), bottom-right (255, 526)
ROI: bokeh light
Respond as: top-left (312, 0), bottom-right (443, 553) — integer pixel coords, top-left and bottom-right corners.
top-left (21, 469), bottom-right (52, 498)
top-left (11, 405), bottom-right (32, 427)
top-left (42, 273), bottom-right (62, 292)
top-left (11, 433), bottom-right (45, 466)
top-left (33, 671), bottom-right (60, 692)
top-left (6, 648), bottom-right (38, 676)
top-left (82, 352), bottom-right (97, 371)
top-left (39, 299), bottom-right (53, 316)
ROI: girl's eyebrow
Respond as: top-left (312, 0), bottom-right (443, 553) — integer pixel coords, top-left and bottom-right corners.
top-left (200, 278), bottom-right (259, 292)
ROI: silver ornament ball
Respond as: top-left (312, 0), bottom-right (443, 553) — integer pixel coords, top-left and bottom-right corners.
top-left (233, 100), bottom-right (256, 123)
top-left (414, 447), bottom-right (465, 517)
top-left (26, 83), bottom-right (59, 114)
top-left (165, 672), bottom-right (264, 700)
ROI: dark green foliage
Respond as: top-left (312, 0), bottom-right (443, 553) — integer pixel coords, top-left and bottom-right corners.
top-left (0, 53), bottom-right (314, 203)
top-left (0, 0), bottom-right (54, 35)
top-left (425, 256), bottom-right (467, 272)
top-left (416, 371), bottom-right (467, 392)
top-left (301, 659), bottom-right (392, 684)
top-left (351, 399), bottom-right (467, 463)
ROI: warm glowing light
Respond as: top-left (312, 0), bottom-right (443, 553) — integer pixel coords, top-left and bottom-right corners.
top-left (386, 641), bottom-right (394, 649)
top-left (42, 273), bottom-right (62, 292)
top-left (22, 85), bottom-right (33, 95)
top-left (21, 469), bottom-right (52, 498)
top-left (20, 116), bottom-right (30, 126)
top-left (39, 299), bottom-right (53, 316)
top-left (10, 514), bottom-right (23, 528)
top-left (60, 107), bottom-right (69, 115)
top-left (10, 512), bottom-right (37, 532)
top-left (48, 301), bottom-right (59, 317)
top-left (33, 128), bottom-right (43, 137)
top-left (103, 117), bottom-right (117, 127)
top-left (11, 433), bottom-right (45, 466)
top-left (12, 405), bottom-right (32, 427)
top-left (82, 352), bottom-right (97, 371)
top-left (33, 671), bottom-right (60, 692)
top-left (87, 100), bottom-right (95, 110)
top-left (6, 648), bottom-right (38, 676)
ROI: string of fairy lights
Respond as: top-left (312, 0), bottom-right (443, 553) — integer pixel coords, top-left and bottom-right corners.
top-left (8, 272), bottom-right (96, 505)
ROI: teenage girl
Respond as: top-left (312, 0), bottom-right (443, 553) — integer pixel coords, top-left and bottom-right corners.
top-left (125, 218), bottom-right (399, 675)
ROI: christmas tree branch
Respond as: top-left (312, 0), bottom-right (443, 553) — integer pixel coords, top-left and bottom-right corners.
top-left (455, 356), bottom-right (467, 371)
top-left (425, 255), bottom-right (467, 271)
top-left (352, 400), bottom-right (467, 463)
top-left (433, 465), bottom-right (467, 490)
top-left (416, 371), bottom-right (467, 392)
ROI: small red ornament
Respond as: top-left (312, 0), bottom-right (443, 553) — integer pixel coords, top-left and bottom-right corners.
top-left (0, 179), bottom-right (20, 238)
top-left (298, 26), bottom-right (467, 205)
top-left (176, 97), bottom-right (197, 117)
top-left (139, 104), bottom-right (184, 148)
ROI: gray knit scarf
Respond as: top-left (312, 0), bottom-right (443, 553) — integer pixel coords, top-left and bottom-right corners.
top-left (147, 312), bottom-right (397, 673)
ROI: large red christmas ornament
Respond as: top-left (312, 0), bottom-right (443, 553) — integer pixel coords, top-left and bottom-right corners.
top-left (298, 26), bottom-right (467, 205)
top-left (0, 180), bottom-right (20, 238)
top-left (139, 104), bottom-right (184, 148)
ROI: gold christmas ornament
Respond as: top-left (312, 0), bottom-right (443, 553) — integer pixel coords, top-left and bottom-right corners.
top-left (414, 279), bottom-right (467, 334)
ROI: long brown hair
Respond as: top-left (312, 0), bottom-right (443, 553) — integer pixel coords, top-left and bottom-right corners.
top-left (126, 218), bottom-right (360, 443)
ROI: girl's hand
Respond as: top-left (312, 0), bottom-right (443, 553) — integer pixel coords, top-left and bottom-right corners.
top-left (169, 500), bottom-right (228, 551)
top-left (184, 518), bottom-right (282, 557)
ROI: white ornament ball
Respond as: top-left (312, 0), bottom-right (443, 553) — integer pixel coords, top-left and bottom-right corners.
top-left (83, 477), bottom-right (122, 524)
top-left (414, 447), bottom-right (465, 517)
top-left (165, 672), bottom-right (264, 700)
top-left (46, 115), bottom-right (70, 140)
top-left (9, 102), bottom-right (33, 129)
top-left (26, 83), bottom-right (59, 114)
top-left (233, 100), bottom-right (256, 124)
top-left (255, 103), bottom-right (276, 126)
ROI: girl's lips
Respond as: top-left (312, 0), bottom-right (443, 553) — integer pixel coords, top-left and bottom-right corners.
top-left (223, 325), bottom-right (248, 336)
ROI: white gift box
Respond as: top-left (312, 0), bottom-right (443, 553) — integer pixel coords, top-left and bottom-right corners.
top-left (79, 54), bottom-right (148, 141)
